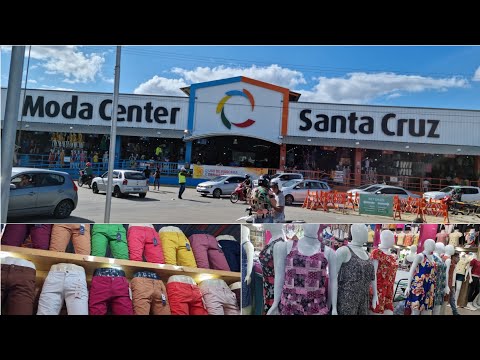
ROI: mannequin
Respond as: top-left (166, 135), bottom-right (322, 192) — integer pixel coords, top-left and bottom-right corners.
top-left (259, 224), bottom-right (286, 314)
top-left (199, 279), bottom-right (240, 315)
top-left (370, 230), bottom-right (397, 315)
top-left (267, 223), bottom-right (337, 315)
top-left (166, 275), bottom-right (208, 315)
top-left (465, 253), bottom-right (480, 311)
top-left (436, 228), bottom-right (448, 245)
top-left (241, 225), bottom-right (254, 315)
top-left (448, 228), bottom-right (462, 248)
top-left (336, 224), bottom-right (377, 315)
top-left (441, 245), bottom-right (457, 315)
top-left (406, 245), bottom-right (418, 264)
top-left (432, 242), bottom-right (446, 315)
top-left (405, 239), bottom-right (436, 315)
top-left (396, 228), bottom-right (406, 246)
top-left (464, 229), bottom-right (478, 248)
top-left (455, 252), bottom-right (471, 303)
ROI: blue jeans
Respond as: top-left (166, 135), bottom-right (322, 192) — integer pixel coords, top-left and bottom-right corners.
top-left (450, 288), bottom-right (459, 315)
top-left (178, 183), bottom-right (186, 198)
top-left (253, 215), bottom-right (273, 223)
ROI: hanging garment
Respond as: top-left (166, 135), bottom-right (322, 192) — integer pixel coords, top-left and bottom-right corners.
top-left (448, 231), bottom-right (462, 247)
top-left (405, 256), bottom-right (437, 311)
top-left (279, 240), bottom-right (329, 315)
top-left (258, 238), bottom-right (284, 314)
top-left (370, 249), bottom-right (398, 314)
top-left (396, 232), bottom-right (406, 246)
top-left (188, 234), bottom-right (229, 270)
top-left (338, 246), bottom-right (375, 315)
top-left (241, 242), bottom-right (252, 308)
top-left (91, 224), bottom-right (129, 259)
top-left (404, 233), bottom-right (413, 247)
top-left (50, 224), bottom-right (91, 255)
top-left (37, 263), bottom-right (89, 315)
top-left (130, 272), bottom-right (170, 315)
top-left (1, 224), bottom-right (52, 250)
top-left (127, 226), bottom-right (165, 264)
top-left (436, 232), bottom-right (448, 245)
top-left (433, 254), bottom-right (446, 306)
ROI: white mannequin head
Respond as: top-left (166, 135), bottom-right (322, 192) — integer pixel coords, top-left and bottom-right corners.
top-left (241, 225), bottom-right (250, 242)
top-left (302, 223), bottom-right (319, 239)
top-left (423, 239), bottom-right (436, 254)
top-left (379, 230), bottom-right (395, 249)
top-left (351, 224), bottom-right (368, 245)
top-left (410, 245), bottom-right (418, 255)
top-left (435, 242), bottom-right (445, 255)
top-left (444, 244), bottom-right (455, 256)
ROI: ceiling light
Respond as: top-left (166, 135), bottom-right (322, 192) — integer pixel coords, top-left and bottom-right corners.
top-left (405, 145), bottom-right (410, 149)
top-left (457, 148), bottom-right (461, 152)
top-left (307, 139), bottom-right (312, 142)
top-left (355, 142), bottom-right (360, 145)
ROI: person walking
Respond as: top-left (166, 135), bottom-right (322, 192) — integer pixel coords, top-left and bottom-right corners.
top-left (143, 166), bottom-right (151, 188)
top-left (178, 167), bottom-right (188, 199)
top-left (153, 166), bottom-right (161, 190)
top-left (270, 183), bottom-right (285, 223)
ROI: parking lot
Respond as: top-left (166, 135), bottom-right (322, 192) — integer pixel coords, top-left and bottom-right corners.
top-left (7, 185), bottom-right (480, 224)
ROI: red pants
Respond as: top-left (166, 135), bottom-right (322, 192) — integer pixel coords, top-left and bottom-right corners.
top-left (188, 234), bottom-right (230, 271)
top-left (166, 282), bottom-right (208, 315)
top-left (127, 226), bottom-right (165, 263)
top-left (88, 276), bottom-right (134, 315)
top-left (1, 224), bottom-right (52, 250)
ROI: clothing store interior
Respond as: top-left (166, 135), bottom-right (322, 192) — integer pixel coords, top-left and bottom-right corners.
top-left (1, 223), bottom-right (241, 315)
top-left (242, 223), bottom-right (480, 316)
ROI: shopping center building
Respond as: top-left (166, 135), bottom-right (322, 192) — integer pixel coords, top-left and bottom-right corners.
top-left (2, 76), bottom-right (480, 187)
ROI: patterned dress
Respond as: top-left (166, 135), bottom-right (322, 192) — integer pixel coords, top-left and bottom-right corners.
top-left (405, 255), bottom-right (437, 311)
top-left (279, 240), bottom-right (329, 315)
top-left (370, 249), bottom-right (398, 313)
top-left (258, 238), bottom-right (284, 314)
top-left (433, 254), bottom-right (446, 306)
top-left (241, 242), bottom-right (251, 308)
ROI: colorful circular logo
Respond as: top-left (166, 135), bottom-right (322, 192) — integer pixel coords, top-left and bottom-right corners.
top-left (216, 89), bottom-right (256, 129)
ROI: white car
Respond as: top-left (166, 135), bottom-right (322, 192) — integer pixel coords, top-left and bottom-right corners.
top-left (423, 186), bottom-right (480, 202)
top-left (268, 173), bottom-right (304, 188)
top-left (353, 184), bottom-right (420, 199)
top-left (92, 170), bottom-right (149, 198)
top-left (346, 184), bottom-right (380, 195)
top-left (282, 179), bottom-right (331, 205)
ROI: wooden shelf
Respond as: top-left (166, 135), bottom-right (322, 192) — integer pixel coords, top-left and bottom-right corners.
top-left (1, 245), bottom-right (241, 285)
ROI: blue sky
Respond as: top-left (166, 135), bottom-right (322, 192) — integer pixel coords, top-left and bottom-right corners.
top-left (1, 46), bottom-right (480, 109)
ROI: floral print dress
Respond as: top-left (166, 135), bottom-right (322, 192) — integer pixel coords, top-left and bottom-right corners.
top-left (370, 249), bottom-right (398, 313)
top-left (405, 255), bottom-right (437, 311)
top-left (433, 254), bottom-right (446, 306)
top-left (259, 238), bottom-right (284, 314)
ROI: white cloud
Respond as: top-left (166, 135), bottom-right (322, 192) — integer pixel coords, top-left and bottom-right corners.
top-left (134, 64), bottom-right (306, 95)
top-left (28, 79), bottom-right (37, 84)
top-left (22, 46), bottom-right (105, 84)
top-left (473, 66), bottom-right (480, 81)
top-left (298, 72), bottom-right (468, 104)
top-left (134, 76), bottom-right (188, 95)
top-left (41, 85), bottom-right (75, 91)
top-left (30, 65), bottom-right (38, 70)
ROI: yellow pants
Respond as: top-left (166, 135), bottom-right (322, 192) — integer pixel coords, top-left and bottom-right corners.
top-left (159, 231), bottom-right (197, 267)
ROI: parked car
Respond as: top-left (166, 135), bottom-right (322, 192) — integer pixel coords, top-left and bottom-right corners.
top-left (269, 173), bottom-right (304, 188)
top-left (423, 186), bottom-right (480, 202)
top-left (354, 184), bottom-right (420, 199)
top-left (196, 174), bottom-right (246, 198)
top-left (282, 179), bottom-right (331, 205)
top-left (346, 184), bottom-right (380, 195)
top-left (92, 170), bottom-right (148, 198)
top-left (8, 167), bottom-right (78, 218)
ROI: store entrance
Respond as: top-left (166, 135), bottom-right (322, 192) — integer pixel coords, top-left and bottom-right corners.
top-left (286, 145), bottom-right (354, 172)
top-left (191, 136), bottom-right (279, 168)
top-left (121, 136), bottom-right (185, 163)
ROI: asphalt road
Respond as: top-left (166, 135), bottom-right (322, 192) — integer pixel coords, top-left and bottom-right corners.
top-left (8, 185), bottom-right (480, 224)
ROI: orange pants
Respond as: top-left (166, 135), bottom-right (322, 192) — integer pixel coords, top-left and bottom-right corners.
top-left (131, 274), bottom-right (171, 315)
top-left (50, 224), bottom-right (91, 255)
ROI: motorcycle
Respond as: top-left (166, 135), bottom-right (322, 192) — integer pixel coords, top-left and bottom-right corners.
top-left (78, 170), bottom-right (93, 188)
top-left (230, 183), bottom-right (251, 203)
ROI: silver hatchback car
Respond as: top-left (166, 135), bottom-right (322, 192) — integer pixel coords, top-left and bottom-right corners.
top-left (9, 167), bottom-right (78, 219)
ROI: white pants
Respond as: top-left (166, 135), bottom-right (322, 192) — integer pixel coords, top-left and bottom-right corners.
top-left (37, 263), bottom-right (89, 315)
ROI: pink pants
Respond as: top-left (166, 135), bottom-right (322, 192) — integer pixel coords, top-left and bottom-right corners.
top-left (188, 234), bottom-right (230, 270)
top-left (88, 276), bottom-right (134, 315)
top-left (127, 226), bottom-right (165, 263)
top-left (199, 281), bottom-right (240, 315)
top-left (1, 224), bottom-right (52, 250)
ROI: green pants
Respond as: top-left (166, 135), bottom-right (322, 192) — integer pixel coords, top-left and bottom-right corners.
top-left (91, 224), bottom-right (129, 259)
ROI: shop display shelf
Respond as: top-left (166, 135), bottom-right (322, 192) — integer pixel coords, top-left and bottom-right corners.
top-left (454, 246), bottom-right (478, 253)
top-left (1, 245), bottom-right (241, 285)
